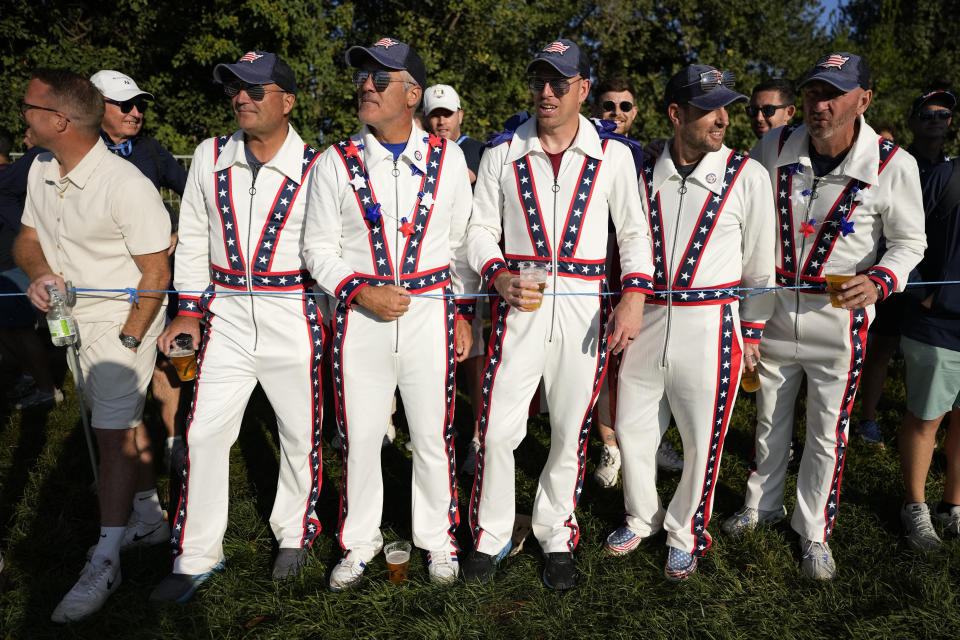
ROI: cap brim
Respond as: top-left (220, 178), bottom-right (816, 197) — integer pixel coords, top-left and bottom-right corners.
top-left (524, 59), bottom-right (578, 78)
top-left (798, 72), bottom-right (859, 93)
top-left (687, 87), bottom-right (748, 111)
top-left (107, 88), bottom-right (154, 102)
top-left (345, 46), bottom-right (405, 71)
top-left (213, 63), bottom-right (272, 86)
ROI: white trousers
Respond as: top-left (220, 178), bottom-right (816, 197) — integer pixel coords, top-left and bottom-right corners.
top-left (744, 291), bottom-right (871, 542)
top-left (617, 302), bottom-right (742, 554)
top-left (331, 293), bottom-right (459, 562)
top-left (470, 281), bottom-right (609, 555)
top-left (171, 293), bottom-right (325, 575)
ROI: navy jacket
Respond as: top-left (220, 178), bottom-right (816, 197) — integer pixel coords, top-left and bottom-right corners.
top-left (99, 131), bottom-right (187, 196)
top-left (903, 158), bottom-right (960, 351)
top-left (0, 147), bottom-right (46, 271)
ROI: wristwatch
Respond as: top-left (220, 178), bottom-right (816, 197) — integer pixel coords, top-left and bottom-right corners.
top-left (119, 333), bottom-right (141, 349)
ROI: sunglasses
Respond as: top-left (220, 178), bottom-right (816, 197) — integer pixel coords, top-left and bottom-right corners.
top-left (528, 76), bottom-right (582, 97)
top-left (681, 70), bottom-right (736, 92)
top-left (602, 100), bottom-right (634, 113)
top-left (745, 103), bottom-right (792, 118)
top-left (19, 101), bottom-right (70, 122)
top-left (918, 110), bottom-right (952, 121)
top-left (352, 70), bottom-right (407, 92)
top-left (105, 98), bottom-right (150, 114)
top-left (223, 81), bottom-right (287, 101)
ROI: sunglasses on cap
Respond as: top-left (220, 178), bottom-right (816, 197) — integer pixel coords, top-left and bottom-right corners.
top-left (528, 76), bottom-right (582, 97)
top-left (223, 81), bottom-right (287, 101)
top-left (602, 100), bottom-right (634, 113)
top-left (352, 69), bottom-right (408, 92)
top-left (105, 98), bottom-right (150, 114)
top-left (681, 70), bottom-right (736, 92)
top-left (918, 109), bottom-right (952, 121)
top-left (745, 103), bottom-right (792, 118)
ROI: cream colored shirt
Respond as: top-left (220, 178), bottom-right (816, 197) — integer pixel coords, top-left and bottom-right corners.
top-left (21, 139), bottom-right (171, 325)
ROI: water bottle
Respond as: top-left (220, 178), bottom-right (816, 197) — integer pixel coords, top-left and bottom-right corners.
top-left (45, 284), bottom-right (78, 346)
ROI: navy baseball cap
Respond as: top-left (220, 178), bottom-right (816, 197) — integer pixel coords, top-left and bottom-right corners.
top-left (213, 51), bottom-right (298, 94)
top-left (526, 39), bottom-right (590, 79)
top-left (663, 65), bottom-right (747, 110)
top-left (798, 53), bottom-right (870, 92)
top-left (345, 38), bottom-right (427, 88)
top-left (911, 89), bottom-right (957, 115)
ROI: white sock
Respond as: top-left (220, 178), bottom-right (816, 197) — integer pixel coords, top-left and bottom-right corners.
top-left (165, 435), bottom-right (182, 450)
top-left (92, 526), bottom-right (124, 565)
top-left (132, 489), bottom-right (164, 524)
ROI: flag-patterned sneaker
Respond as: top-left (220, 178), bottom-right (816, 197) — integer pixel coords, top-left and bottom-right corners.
top-left (664, 546), bottom-right (697, 582)
top-left (604, 525), bottom-right (644, 556)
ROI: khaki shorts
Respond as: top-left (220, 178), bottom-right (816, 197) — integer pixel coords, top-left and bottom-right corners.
top-left (903, 336), bottom-right (960, 421)
top-left (72, 317), bottom-right (161, 430)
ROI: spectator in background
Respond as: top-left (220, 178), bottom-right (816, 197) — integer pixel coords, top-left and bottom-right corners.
top-left (590, 77), bottom-right (683, 487)
top-left (0, 127), bottom-right (60, 410)
top-left (91, 70), bottom-right (188, 471)
top-left (0, 127), bottom-right (12, 166)
top-left (873, 122), bottom-right (899, 142)
top-left (856, 90), bottom-right (955, 445)
top-left (746, 78), bottom-right (796, 140)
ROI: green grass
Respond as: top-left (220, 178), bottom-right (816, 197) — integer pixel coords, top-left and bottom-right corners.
top-left (1, 360), bottom-right (958, 639)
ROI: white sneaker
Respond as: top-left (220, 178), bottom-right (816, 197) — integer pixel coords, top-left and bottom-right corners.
top-left (901, 502), bottom-right (941, 551)
top-left (86, 516), bottom-right (170, 559)
top-left (593, 444), bottom-right (621, 488)
top-left (933, 504), bottom-right (960, 537)
top-left (799, 537), bottom-right (836, 581)
top-left (656, 441), bottom-right (683, 472)
top-left (427, 550), bottom-right (459, 583)
top-left (329, 551), bottom-right (368, 592)
top-left (720, 505), bottom-right (787, 537)
top-left (51, 557), bottom-right (121, 623)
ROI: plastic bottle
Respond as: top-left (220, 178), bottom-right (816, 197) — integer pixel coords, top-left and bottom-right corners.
top-left (45, 285), bottom-right (78, 346)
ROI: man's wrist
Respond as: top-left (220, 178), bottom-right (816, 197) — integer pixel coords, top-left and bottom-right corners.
top-left (119, 333), bottom-right (141, 348)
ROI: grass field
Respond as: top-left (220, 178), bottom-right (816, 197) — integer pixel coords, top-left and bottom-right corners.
top-left (0, 355), bottom-right (957, 639)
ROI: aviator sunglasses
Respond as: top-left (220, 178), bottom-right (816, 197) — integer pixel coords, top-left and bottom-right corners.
top-left (105, 98), bottom-right (150, 114)
top-left (745, 103), bottom-right (792, 118)
top-left (528, 76), bottom-right (582, 97)
top-left (602, 100), bottom-right (634, 113)
top-left (352, 69), bottom-right (408, 92)
top-left (917, 110), bottom-right (952, 121)
top-left (223, 81), bottom-right (287, 101)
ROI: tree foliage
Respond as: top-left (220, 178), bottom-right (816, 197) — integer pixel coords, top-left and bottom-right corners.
top-left (0, 1), bottom-right (952, 156)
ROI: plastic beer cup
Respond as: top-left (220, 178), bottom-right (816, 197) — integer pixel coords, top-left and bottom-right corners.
top-left (168, 333), bottom-right (197, 382)
top-left (824, 259), bottom-right (857, 308)
top-left (384, 540), bottom-right (411, 584)
top-left (519, 262), bottom-right (549, 310)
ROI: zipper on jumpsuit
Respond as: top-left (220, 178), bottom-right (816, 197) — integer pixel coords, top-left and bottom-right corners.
top-left (793, 176), bottom-right (821, 341)
top-left (661, 176), bottom-right (688, 367)
top-left (246, 177), bottom-right (258, 346)
top-left (392, 160), bottom-right (401, 354)
top-left (549, 175), bottom-right (560, 342)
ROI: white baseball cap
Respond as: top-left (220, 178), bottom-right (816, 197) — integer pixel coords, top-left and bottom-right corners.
top-left (89, 70), bottom-right (154, 102)
top-left (424, 84), bottom-right (461, 115)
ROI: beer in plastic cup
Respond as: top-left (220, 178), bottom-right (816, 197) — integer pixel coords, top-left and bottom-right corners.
top-left (168, 333), bottom-right (197, 382)
top-left (824, 259), bottom-right (857, 308)
top-left (384, 540), bottom-right (411, 584)
top-left (741, 355), bottom-right (760, 392)
top-left (519, 261), bottom-right (549, 310)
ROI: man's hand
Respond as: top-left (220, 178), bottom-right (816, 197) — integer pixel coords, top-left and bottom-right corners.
top-left (354, 284), bottom-right (411, 321)
top-left (455, 318), bottom-right (473, 362)
top-left (25, 273), bottom-right (67, 312)
top-left (743, 342), bottom-right (761, 370)
top-left (493, 272), bottom-right (544, 311)
top-left (837, 274), bottom-right (879, 310)
top-left (158, 315), bottom-right (201, 356)
top-left (606, 292), bottom-right (645, 355)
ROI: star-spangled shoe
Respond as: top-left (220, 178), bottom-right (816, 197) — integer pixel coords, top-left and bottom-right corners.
top-left (51, 557), bottom-right (121, 623)
top-left (149, 560), bottom-right (226, 603)
top-left (426, 550), bottom-right (459, 584)
top-left (799, 537), bottom-right (836, 581)
top-left (604, 525), bottom-right (645, 556)
top-left (329, 550), bottom-right (369, 592)
top-left (462, 540), bottom-right (512, 585)
top-left (664, 546), bottom-right (697, 582)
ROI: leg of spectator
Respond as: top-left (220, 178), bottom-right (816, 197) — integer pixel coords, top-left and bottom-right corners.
top-left (152, 359), bottom-right (180, 440)
top-left (943, 407), bottom-right (960, 504)
top-left (95, 427), bottom-right (141, 526)
top-left (859, 334), bottom-right (898, 422)
top-left (898, 410), bottom-right (945, 503)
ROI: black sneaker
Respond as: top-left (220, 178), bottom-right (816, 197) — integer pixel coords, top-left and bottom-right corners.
top-left (462, 541), bottom-right (512, 584)
top-left (542, 552), bottom-right (576, 590)
top-left (149, 561), bottom-right (225, 603)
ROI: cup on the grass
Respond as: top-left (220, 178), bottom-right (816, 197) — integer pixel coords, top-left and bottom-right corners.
top-left (168, 333), bottom-right (197, 382)
top-left (518, 261), bottom-right (549, 310)
top-left (384, 540), bottom-right (412, 584)
top-left (824, 258), bottom-right (857, 308)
